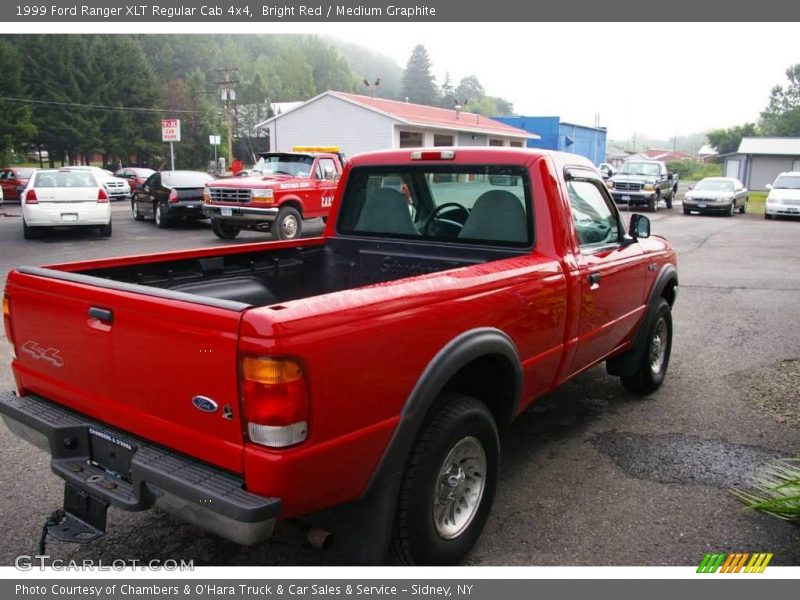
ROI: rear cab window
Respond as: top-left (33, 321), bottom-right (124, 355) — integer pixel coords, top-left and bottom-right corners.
top-left (336, 165), bottom-right (533, 248)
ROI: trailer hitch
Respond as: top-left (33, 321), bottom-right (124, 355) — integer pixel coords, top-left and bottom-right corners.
top-left (38, 484), bottom-right (108, 555)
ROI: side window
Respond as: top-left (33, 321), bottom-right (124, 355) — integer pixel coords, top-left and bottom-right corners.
top-left (0, 170), bottom-right (10, 180)
top-left (318, 158), bottom-right (337, 180)
top-left (565, 174), bottom-right (620, 248)
top-left (143, 173), bottom-right (158, 189)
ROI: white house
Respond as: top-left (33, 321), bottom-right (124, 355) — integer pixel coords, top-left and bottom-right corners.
top-left (255, 91), bottom-right (536, 156)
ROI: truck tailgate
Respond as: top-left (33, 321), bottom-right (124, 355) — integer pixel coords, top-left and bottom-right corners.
top-left (6, 269), bottom-right (246, 473)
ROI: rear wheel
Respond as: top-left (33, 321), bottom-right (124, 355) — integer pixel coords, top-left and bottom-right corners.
top-left (275, 206), bottom-right (302, 240)
top-left (740, 198), bottom-right (747, 214)
top-left (99, 222), bottom-right (112, 237)
top-left (390, 394), bottom-right (499, 565)
top-left (211, 218), bottom-right (240, 239)
top-left (154, 203), bottom-right (169, 228)
top-left (666, 189), bottom-right (674, 209)
top-left (22, 220), bottom-right (40, 240)
top-left (621, 298), bottom-right (673, 395)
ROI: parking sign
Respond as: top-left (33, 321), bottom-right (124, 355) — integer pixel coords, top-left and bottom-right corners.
top-left (162, 119), bottom-right (181, 142)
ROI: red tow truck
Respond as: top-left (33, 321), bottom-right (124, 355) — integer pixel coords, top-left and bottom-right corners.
top-left (203, 146), bottom-right (344, 240)
top-left (0, 147), bottom-right (677, 565)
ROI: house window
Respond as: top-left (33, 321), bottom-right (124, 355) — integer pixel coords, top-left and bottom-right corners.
top-left (793, 159), bottom-right (800, 171)
top-left (489, 139), bottom-right (504, 147)
top-left (399, 131), bottom-right (423, 148)
top-left (510, 141), bottom-right (523, 148)
top-left (433, 134), bottom-right (454, 146)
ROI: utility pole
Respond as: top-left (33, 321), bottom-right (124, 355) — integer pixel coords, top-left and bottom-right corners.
top-left (214, 66), bottom-right (239, 168)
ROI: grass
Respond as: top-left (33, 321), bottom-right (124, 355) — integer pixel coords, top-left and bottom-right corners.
top-left (733, 458), bottom-right (800, 521)
top-left (746, 191), bottom-right (768, 214)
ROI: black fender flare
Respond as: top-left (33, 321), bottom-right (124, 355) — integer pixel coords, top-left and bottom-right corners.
top-left (329, 327), bottom-right (522, 564)
top-left (606, 263), bottom-right (678, 377)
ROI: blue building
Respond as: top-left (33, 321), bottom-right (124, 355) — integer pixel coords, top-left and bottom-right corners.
top-left (493, 116), bottom-right (607, 165)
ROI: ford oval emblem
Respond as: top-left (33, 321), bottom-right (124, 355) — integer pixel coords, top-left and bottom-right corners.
top-left (192, 396), bottom-right (218, 413)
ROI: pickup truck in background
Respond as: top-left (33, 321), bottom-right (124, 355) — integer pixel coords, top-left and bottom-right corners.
top-left (0, 147), bottom-right (678, 566)
top-left (607, 159), bottom-right (678, 211)
top-left (203, 147), bottom-right (344, 241)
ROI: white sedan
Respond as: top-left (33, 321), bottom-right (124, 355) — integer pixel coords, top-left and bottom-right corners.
top-left (67, 166), bottom-right (131, 200)
top-left (21, 168), bottom-right (112, 239)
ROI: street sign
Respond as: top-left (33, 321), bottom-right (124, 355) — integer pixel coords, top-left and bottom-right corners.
top-left (162, 119), bottom-right (181, 142)
top-left (209, 135), bottom-right (221, 145)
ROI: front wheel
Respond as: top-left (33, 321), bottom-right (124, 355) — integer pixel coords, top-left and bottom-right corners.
top-left (211, 218), bottom-right (240, 239)
top-left (621, 298), bottom-right (673, 395)
top-left (648, 194), bottom-right (659, 212)
top-left (740, 198), bottom-right (747, 214)
top-left (390, 395), bottom-right (499, 565)
top-left (132, 200), bottom-right (144, 221)
top-left (666, 189), bottom-right (674, 209)
top-left (274, 206), bottom-right (302, 240)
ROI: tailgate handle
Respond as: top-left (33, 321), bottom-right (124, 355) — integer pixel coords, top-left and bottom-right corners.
top-left (88, 307), bottom-right (113, 324)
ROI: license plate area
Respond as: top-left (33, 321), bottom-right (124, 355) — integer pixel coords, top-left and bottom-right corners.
top-left (61, 213), bottom-right (78, 223)
top-left (88, 427), bottom-right (136, 482)
top-left (698, 203), bottom-right (707, 208)
top-left (621, 195), bottom-right (630, 201)
top-left (221, 207), bottom-right (233, 216)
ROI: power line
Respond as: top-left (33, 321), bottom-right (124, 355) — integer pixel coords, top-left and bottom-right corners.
top-left (0, 96), bottom-right (201, 114)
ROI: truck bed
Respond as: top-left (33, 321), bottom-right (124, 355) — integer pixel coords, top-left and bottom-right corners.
top-left (37, 237), bottom-right (529, 310)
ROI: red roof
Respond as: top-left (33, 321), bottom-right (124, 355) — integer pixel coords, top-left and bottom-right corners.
top-left (329, 91), bottom-right (531, 138)
top-left (644, 149), bottom-right (694, 162)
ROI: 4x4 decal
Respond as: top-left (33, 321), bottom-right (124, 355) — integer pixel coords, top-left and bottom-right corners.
top-left (21, 341), bottom-right (64, 368)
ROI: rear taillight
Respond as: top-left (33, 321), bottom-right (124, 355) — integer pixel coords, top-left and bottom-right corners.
top-left (168, 189), bottom-right (179, 203)
top-left (24, 189), bottom-right (38, 204)
top-left (3, 295), bottom-right (14, 349)
top-left (97, 188), bottom-right (109, 203)
top-left (241, 356), bottom-right (308, 448)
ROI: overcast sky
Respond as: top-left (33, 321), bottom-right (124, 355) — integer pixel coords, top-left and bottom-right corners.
top-left (329, 22), bottom-right (800, 143)
top-left (10, 21), bottom-right (800, 144)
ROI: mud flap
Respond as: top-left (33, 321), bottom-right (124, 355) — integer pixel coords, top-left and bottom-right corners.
top-left (40, 484), bottom-right (108, 553)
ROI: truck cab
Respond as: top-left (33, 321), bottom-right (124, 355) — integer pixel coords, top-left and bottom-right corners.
top-left (203, 147), bottom-right (343, 240)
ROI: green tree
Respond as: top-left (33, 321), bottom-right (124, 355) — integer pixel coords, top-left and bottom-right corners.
top-left (302, 37), bottom-right (355, 94)
top-left (706, 123), bottom-right (758, 155)
top-left (401, 45), bottom-right (438, 105)
top-left (454, 75), bottom-right (485, 103)
top-left (760, 64), bottom-right (800, 136)
top-left (0, 38), bottom-right (36, 163)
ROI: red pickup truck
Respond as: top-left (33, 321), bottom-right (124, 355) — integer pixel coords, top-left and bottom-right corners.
top-left (0, 147), bottom-right (677, 565)
top-left (203, 148), bottom-right (343, 240)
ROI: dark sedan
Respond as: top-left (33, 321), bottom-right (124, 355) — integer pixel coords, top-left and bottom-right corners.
top-left (0, 167), bottom-right (35, 202)
top-left (131, 170), bottom-right (215, 228)
top-left (115, 167), bottom-right (155, 192)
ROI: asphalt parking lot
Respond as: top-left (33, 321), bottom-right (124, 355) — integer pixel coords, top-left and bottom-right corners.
top-left (0, 194), bottom-right (798, 567)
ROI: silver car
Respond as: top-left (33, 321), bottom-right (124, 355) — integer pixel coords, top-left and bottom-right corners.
top-left (683, 177), bottom-right (748, 216)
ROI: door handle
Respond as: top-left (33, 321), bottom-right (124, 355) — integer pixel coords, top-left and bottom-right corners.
top-left (588, 273), bottom-right (602, 290)
top-left (88, 307), bottom-right (113, 324)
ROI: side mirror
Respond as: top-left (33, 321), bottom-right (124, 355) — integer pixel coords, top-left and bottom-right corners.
top-left (667, 172), bottom-right (674, 180)
top-left (765, 183), bottom-right (773, 190)
top-left (628, 214), bottom-right (650, 239)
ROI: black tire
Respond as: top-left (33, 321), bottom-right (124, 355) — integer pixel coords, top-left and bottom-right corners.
top-left (132, 199), bottom-right (144, 221)
top-left (274, 206), bottom-right (303, 240)
top-left (211, 218), bottom-right (240, 239)
top-left (99, 222), bottom-right (112, 237)
top-left (621, 298), bottom-right (673, 395)
top-left (666, 189), bottom-right (674, 209)
top-left (740, 198), bottom-right (747, 214)
top-left (154, 203), bottom-right (169, 228)
top-left (683, 207), bottom-right (690, 215)
top-left (648, 193), bottom-right (659, 213)
top-left (765, 213), bottom-right (773, 220)
top-left (727, 202), bottom-right (735, 217)
top-left (390, 394), bottom-right (499, 566)
top-left (22, 220), bottom-right (39, 240)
